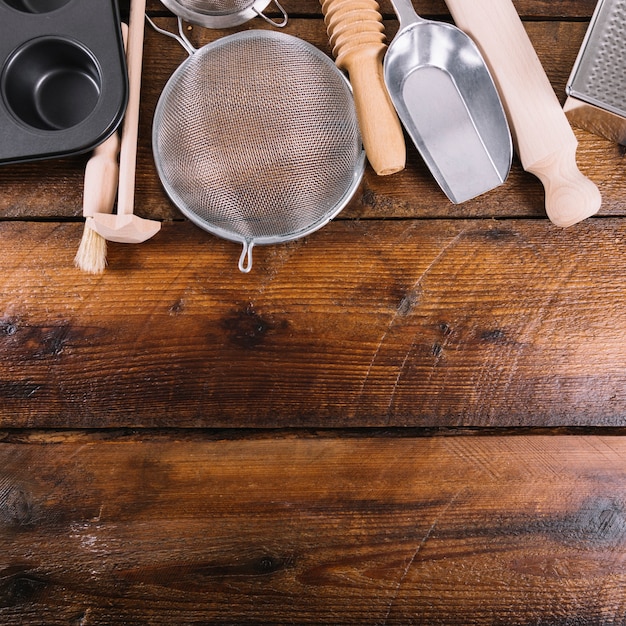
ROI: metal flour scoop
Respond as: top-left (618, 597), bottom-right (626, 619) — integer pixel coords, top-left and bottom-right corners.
top-left (383, 0), bottom-right (512, 203)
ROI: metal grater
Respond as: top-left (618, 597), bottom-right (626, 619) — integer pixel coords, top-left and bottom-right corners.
top-left (565, 0), bottom-right (626, 144)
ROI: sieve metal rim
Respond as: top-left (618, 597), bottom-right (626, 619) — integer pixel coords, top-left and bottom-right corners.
top-left (159, 0), bottom-right (276, 29)
top-left (151, 29), bottom-right (366, 272)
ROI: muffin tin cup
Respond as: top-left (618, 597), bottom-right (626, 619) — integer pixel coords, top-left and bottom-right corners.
top-left (0, 0), bottom-right (128, 164)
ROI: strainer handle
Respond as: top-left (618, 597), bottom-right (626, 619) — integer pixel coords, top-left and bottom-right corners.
top-left (146, 16), bottom-right (196, 56)
top-left (238, 242), bottom-right (255, 273)
top-left (254, 0), bottom-right (288, 28)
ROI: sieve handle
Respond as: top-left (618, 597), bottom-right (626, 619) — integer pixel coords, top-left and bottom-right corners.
top-left (445, 0), bottom-right (601, 227)
top-left (322, 0), bottom-right (406, 176)
top-left (117, 0), bottom-right (146, 218)
top-left (238, 242), bottom-right (254, 273)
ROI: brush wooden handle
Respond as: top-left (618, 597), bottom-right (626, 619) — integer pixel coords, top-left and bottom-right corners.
top-left (117, 0), bottom-right (146, 218)
top-left (445, 0), bottom-right (601, 227)
top-left (322, 0), bottom-right (405, 176)
top-left (82, 24), bottom-right (128, 220)
top-left (82, 131), bottom-right (120, 218)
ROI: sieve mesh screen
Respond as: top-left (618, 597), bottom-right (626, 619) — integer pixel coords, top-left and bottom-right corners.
top-left (153, 31), bottom-right (364, 246)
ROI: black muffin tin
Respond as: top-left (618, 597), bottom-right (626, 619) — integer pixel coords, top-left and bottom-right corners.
top-left (0, 0), bottom-right (127, 164)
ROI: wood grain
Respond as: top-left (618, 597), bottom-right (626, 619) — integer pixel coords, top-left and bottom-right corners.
top-left (1, 1), bottom-right (625, 623)
top-left (1, 434), bottom-right (626, 624)
top-left (1, 218), bottom-right (625, 428)
top-left (145, 0), bottom-right (602, 19)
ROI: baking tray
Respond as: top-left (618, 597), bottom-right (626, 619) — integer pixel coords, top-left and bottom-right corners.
top-left (0, 0), bottom-right (128, 164)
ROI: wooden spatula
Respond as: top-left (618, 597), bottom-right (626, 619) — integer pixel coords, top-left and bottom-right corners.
top-left (89, 0), bottom-right (161, 244)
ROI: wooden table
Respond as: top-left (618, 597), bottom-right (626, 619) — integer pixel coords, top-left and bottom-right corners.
top-left (2, 0), bottom-right (625, 622)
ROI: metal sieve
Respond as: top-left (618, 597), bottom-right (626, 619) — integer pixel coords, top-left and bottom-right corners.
top-left (151, 22), bottom-right (365, 272)
top-left (159, 0), bottom-right (288, 29)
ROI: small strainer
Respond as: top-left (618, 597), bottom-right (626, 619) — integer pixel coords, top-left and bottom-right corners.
top-left (151, 21), bottom-right (365, 272)
top-left (159, 0), bottom-right (288, 29)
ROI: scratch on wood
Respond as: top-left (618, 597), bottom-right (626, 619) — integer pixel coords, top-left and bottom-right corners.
top-left (92, 505), bottom-right (104, 523)
top-left (381, 488), bottom-right (465, 625)
top-left (65, 443), bottom-right (91, 463)
top-left (386, 335), bottom-right (419, 419)
top-left (357, 227), bottom-right (469, 409)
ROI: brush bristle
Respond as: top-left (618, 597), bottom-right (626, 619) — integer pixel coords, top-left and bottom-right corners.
top-left (75, 220), bottom-right (107, 274)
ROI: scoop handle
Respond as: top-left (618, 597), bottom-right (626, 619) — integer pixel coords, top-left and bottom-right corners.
top-left (388, 0), bottom-right (424, 28)
top-left (321, 0), bottom-right (406, 176)
top-left (445, 0), bottom-right (601, 226)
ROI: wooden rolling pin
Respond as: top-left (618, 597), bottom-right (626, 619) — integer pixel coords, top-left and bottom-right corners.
top-left (445, 0), bottom-right (601, 227)
top-left (321, 0), bottom-right (406, 176)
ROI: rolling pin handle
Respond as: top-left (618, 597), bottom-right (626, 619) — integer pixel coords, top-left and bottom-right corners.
top-left (528, 143), bottom-right (601, 228)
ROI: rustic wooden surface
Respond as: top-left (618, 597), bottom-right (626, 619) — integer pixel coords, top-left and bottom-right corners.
top-left (2, 0), bottom-right (626, 623)
top-left (2, 433), bottom-right (626, 625)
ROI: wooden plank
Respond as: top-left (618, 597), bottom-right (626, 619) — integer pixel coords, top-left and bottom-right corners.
top-left (1, 218), bottom-right (625, 428)
top-left (145, 0), bottom-right (602, 19)
top-left (1, 433), bottom-right (626, 624)
top-left (2, 19), bottom-right (619, 221)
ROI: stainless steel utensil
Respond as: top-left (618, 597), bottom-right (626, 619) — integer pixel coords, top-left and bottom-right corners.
top-left (383, 0), bottom-right (512, 204)
top-left (150, 22), bottom-right (365, 272)
top-left (159, 0), bottom-right (287, 28)
top-left (565, 0), bottom-right (626, 145)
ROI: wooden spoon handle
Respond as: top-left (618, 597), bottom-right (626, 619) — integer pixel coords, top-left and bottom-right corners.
top-left (322, 0), bottom-right (405, 176)
top-left (117, 0), bottom-right (146, 217)
top-left (445, 0), bottom-right (601, 226)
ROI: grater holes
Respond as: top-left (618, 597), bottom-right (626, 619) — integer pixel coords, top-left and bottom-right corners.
top-left (580, 0), bottom-right (626, 113)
